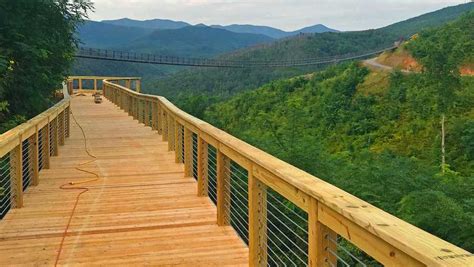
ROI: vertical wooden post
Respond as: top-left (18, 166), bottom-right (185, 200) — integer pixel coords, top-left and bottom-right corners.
top-left (44, 120), bottom-right (51, 169)
top-left (157, 103), bottom-right (163, 135)
top-left (136, 79), bottom-right (141, 93)
top-left (79, 78), bottom-right (82, 92)
top-left (125, 79), bottom-right (131, 89)
top-left (151, 101), bottom-right (157, 131)
top-left (184, 128), bottom-right (192, 177)
top-left (167, 116), bottom-right (174, 151)
top-left (309, 200), bottom-right (338, 266)
top-left (65, 107), bottom-right (70, 138)
top-left (217, 150), bottom-right (230, 226)
top-left (31, 128), bottom-right (39, 186)
top-left (93, 78), bottom-right (97, 92)
top-left (144, 100), bottom-right (150, 127)
top-left (249, 171), bottom-right (268, 266)
top-left (58, 112), bottom-right (65, 146)
top-left (175, 123), bottom-right (181, 163)
top-left (10, 138), bottom-right (23, 208)
top-left (197, 137), bottom-right (209, 197)
top-left (52, 117), bottom-right (59, 156)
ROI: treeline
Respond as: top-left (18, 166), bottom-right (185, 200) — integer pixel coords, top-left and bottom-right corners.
top-left (203, 13), bottom-right (474, 251)
top-left (0, 0), bottom-right (92, 133)
top-left (148, 2), bottom-right (473, 116)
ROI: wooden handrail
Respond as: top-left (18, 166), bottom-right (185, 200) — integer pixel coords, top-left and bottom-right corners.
top-left (0, 83), bottom-right (71, 213)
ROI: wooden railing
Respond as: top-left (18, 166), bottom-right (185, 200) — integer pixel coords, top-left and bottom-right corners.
top-left (102, 78), bottom-right (473, 267)
top-left (0, 85), bottom-right (70, 218)
top-left (67, 76), bottom-right (141, 95)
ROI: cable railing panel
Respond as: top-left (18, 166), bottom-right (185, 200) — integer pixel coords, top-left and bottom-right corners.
top-left (207, 145), bottom-right (218, 205)
top-left (0, 154), bottom-right (11, 219)
top-left (192, 133), bottom-right (198, 180)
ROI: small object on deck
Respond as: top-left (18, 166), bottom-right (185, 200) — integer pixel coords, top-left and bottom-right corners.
top-left (94, 94), bottom-right (102, 104)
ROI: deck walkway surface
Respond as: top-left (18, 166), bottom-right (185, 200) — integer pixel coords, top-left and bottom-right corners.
top-left (0, 95), bottom-right (248, 266)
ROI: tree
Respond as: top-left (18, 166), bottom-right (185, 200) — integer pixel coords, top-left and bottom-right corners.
top-left (0, 0), bottom-right (93, 132)
top-left (408, 12), bottom-right (474, 173)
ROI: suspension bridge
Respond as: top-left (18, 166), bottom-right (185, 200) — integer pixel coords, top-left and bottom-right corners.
top-left (0, 76), bottom-right (472, 266)
top-left (74, 45), bottom-right (397, 68)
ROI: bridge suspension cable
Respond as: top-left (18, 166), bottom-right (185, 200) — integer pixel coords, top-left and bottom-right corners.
top-left (74, 45), bottom-right (397, 68)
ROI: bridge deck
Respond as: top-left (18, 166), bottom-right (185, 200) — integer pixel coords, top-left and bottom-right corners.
top-left (0, 95), bottom-right (248, 266)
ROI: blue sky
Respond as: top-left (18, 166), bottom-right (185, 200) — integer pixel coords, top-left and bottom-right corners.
top-left (89, 0), bottom-right (469, 31)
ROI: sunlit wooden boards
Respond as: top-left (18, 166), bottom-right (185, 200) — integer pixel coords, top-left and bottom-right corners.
top-left (0, 95), bottom-right (248, 266)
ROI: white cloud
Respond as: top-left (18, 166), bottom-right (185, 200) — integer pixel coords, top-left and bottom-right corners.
top-left (88, 0), bottom-right (469, 31)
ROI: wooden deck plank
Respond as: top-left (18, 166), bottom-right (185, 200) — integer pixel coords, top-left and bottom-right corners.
top-left (0, 95), bottom-right (248, 266)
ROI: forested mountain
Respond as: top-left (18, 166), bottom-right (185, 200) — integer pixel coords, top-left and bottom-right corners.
top-left (77, 20), bottom-right (154, 48)
top-left (203, 13), bottom-right (474, 251)
top-left (122, 26), bottom-right (274, 57)
top-left (148, 2), bottom-right (474, 104)
top-left (101, 18), bottom-right (190, 29)
top-left (210, 23), bottom-right (338, 38)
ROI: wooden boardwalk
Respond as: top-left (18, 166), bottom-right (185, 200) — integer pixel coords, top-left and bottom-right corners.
top-left (0, 95), bottom-right (248, 266)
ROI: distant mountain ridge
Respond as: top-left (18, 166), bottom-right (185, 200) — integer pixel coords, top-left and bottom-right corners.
top-left (101, 18), bottom-right (190, 30)
top-left (100, 18), bottom-right (338, 39)
top-left (123, 25), bottom-right (274, 57)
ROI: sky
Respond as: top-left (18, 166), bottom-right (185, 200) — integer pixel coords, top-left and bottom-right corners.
top-left (88, 0), bottom-right (470, 31)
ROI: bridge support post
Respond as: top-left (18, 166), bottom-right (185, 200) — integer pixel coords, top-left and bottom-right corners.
top-left (184, 128), bottom-right (192, 177)
top-left (308, 199), bottom-right (338, 266)
top-left (217, 151), bottom-right (230, 226)
top-left (31, 127), bottom-right (39, 186)
top-left (10, 138), bottom-right (23, 208)
top-left (197, 137), bottom-right (208, 197)
top-left (249, 171), bottom-right (268, 266)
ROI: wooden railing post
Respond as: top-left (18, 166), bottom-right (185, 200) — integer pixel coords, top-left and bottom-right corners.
top-left (44, 119), bottom-right (51, 169)
top-left (144, 100), bottom-right (150, 127)
top-left (249, 171), bottom-right (268, 266)
top-left (31, 127), bottom-right (39, 186)
top-left (157, 103), bottom-right (163, 135)
top-left (125, 79), bottom-right (131, 89)
top-left (58, 112), bottom-right (65, 146)
top-left (309, 198), bottom-right (338, 266)
top-left (175, 123), bottom-right (181, 163)
top-left (184, 128), bottom-right (192, 177)
top-left (217, 150), bottom-right (230, 226)
top-left (136, 79), bottom-right (141, 93)
top-left (197, 136), bottom-right (208, 196)
top-left (78, 78), bottom-right (82, 92)
top-left (10, 137), bottom-right (23, 208)
top-left (151, 101), bottom-right (158, 131)
top-left (52, 117), bottom-right (59, 156)
top-left (167, 116), bottom-right (174, 151)
top-left (65, 106), bottom-right (70, 138)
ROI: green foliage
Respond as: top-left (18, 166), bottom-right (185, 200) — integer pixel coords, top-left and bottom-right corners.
top-left (204, 57), bottom-right (473, 251)
top-left (0, 0), bottom-right (92, 133)
top-left (148, 2), bottom-right (473, 103)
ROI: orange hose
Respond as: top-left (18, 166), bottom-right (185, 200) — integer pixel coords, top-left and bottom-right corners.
top-left (54, 106), bottom-right (100, 266)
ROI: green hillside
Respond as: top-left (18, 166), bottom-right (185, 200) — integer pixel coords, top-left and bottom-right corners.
top-left (203, 13), bottom-right (474, 252)
top-left (124, 26), bottom-right (274, 57)
top-left (149, 2), bottom-right (474, 106)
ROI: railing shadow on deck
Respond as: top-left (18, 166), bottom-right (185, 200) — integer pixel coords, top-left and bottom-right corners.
top-left (1, 76), bottom-right (472, 266)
